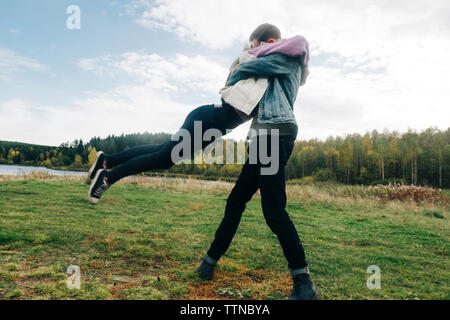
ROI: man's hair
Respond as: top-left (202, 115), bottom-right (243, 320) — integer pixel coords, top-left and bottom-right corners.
top-left (249, 23), bottom-right (281, 42)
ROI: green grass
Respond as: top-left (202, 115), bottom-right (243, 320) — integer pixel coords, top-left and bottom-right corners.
top-left (0, 176), bottom-right (448, 300)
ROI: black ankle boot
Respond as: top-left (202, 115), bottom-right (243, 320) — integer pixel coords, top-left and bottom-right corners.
top-left (197, 254), bottom-right (218, 280)
top-left (289, 273), bottom-right (318, 300)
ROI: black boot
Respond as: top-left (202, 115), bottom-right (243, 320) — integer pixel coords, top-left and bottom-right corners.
top-left (197, 254), bottom-right (218, 280)
top-left (289, 273), bottom-right (318, 300)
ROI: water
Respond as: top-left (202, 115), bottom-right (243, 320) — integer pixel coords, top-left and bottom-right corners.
top-left (0, 164), bottom-right (86, 177)
top-left (0, 164), bottom-right (231, 186)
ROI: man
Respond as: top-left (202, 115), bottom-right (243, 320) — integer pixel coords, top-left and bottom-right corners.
top-left (197, 23), bottom-right (318, 300)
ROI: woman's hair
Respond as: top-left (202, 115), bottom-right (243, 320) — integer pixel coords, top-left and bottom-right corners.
top-left (249, 23), bottom-right (281, 42)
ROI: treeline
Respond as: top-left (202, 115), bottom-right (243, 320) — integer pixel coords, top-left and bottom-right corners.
top-left (1, 127), bottom-right (449, 188)
top-left (286, 127), bottom-right (449, 188)
top-left (0, 132), bottom-right (170, 170)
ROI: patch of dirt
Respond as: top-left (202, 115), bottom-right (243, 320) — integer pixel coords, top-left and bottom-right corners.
top-left (184, 260), bottom-right (291, 300)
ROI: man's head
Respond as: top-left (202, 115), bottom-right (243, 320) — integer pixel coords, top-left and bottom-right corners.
top-left (249, 23), bottom-right (281, 48)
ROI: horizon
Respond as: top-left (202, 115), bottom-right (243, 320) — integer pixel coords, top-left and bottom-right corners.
top-left (1, 125), bottom-right (448, 148)
top-left (1, 0), bottom-right (449, 146)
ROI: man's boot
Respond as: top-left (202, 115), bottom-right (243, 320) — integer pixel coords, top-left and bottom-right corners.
top-left (197, 253), bottom-right (218, 280)
top-left (288, 267), bottom-right (318, 300)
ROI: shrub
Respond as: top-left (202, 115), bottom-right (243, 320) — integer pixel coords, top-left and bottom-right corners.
top-left (287, 176), bottom-right (315, 185)
top-left (313, 168), bottom-right (334, 182)
top-left (370, 178), bottom-right (406, 186)
top-left (365, 183), bottom-right (447, 203)
top-left (336, 183), bottom-right (449, 204)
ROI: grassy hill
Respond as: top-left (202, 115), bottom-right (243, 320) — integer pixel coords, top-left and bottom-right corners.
top-left (0, 175), bottom-right (448, 299)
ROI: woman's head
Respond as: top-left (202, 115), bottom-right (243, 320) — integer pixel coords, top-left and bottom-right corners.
top-left (249, 23), bottom-right (281, 48)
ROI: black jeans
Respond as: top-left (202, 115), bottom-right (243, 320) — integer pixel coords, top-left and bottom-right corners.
top-left (105, 103), bottom-right (243, 184)
top-left (207, 133), bottom-right (308, 270)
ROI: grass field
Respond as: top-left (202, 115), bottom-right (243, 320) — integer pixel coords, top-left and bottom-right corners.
top-left (0, 174), bottom-right (448, 300)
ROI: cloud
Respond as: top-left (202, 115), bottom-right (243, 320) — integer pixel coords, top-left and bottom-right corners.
top-left (125, 0), bottom-right (450, 139)
top-left (0, 93), bottom-right (252, 147)
top-left (126, 0), bottom-right (450, 52)
top-left (0, 52), bottom-right (233, 146)
top-left (0, 47), bottom-right (46, 80)
top-left (2, 1), bottom-right (449, 146)
top-left (76, 51), bottom-right (254, 143)
top-left (296, 63), bottom-right (450, 140)
top-left (0, 90), bottom-right (189, 146)
top-left (78, 52), bottom-right (229, 95)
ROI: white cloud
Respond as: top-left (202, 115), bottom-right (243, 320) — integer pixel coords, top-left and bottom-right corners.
top-left (296, 62), bottom-right (450, 140)
top-left (2, 1), bottom-right (449, 146)
top-left (78, 52), bottom-right (229, 95)
top-left (76, 51), bottom-right (253, 143)
top-left (125, 0), bottom-right (450, 139)
top-left (0, 85), bottom-right (251, 146)
top-left (126, 0), bottom-right (447, 51)
top-left (0, 47), bottom-right (46, 80)
top-left (0, 52), bottom-right (234, 146)
top-left (0, 90), bottom-right (189, 146)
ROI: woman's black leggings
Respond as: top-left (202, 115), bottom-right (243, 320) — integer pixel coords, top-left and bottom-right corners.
top-left (105, 103), bottom-right (244, 184)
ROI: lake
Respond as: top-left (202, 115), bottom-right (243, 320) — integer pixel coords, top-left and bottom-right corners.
top-left (0, 164), bottom-right (86, 176)
top-left (0, 164), bottom-right (231, 186)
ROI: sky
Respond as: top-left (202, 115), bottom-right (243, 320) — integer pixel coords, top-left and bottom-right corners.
top-left (0, 0), bottom-right (449, 146)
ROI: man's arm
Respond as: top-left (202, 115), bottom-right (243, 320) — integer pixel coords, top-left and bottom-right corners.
top-left (226, 53), bottom-right (297, 86)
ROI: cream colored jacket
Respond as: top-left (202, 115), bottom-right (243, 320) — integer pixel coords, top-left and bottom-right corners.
top-left (219, 50), bottom-right (268, 116)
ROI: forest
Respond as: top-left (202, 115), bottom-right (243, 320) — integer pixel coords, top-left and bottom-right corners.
top-left (1, 127), bottom-right (449, 188)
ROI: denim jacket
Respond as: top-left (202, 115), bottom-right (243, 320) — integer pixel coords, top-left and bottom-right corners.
top-left (226, 53), bottom-right (302, 131)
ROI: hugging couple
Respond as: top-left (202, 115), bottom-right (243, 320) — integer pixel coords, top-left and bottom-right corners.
top-left (86, 23), bottom-right (317, 300)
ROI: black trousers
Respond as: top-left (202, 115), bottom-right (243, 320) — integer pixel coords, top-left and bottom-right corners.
top-left (207, 134), bottom-right (308, 269)
top-left (105, 103), bottom-right (243, 184)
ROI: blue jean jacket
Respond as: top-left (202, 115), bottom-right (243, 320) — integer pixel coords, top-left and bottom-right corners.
top-left (226, 53), bottom-right (302, 128)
